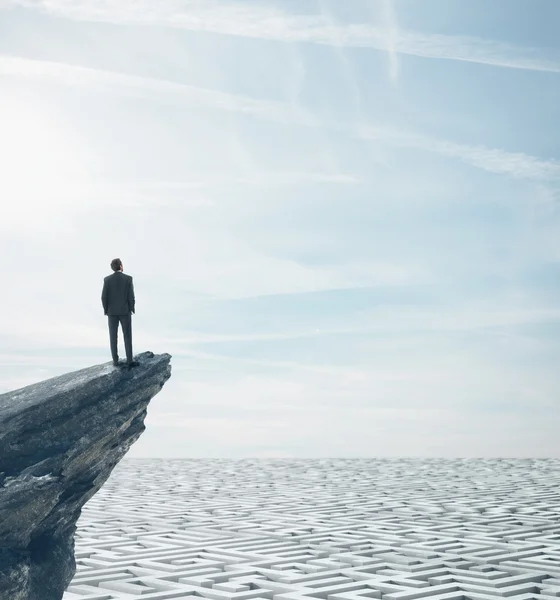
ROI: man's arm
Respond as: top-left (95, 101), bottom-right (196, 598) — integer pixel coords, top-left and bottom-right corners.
top-left (101, 279), bottom-right (109, 315)
top-left (128, 277), bottom-right (135, 314)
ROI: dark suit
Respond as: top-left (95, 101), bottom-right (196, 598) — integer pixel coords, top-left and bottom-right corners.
top-left (101, 271), bottom-right (136, 364)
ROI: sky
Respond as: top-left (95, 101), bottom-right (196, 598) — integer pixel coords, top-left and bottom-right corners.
top-left (0, 0), bottom-right (559, 458)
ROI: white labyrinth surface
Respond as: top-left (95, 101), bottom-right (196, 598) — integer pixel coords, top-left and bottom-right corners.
top-left (64, 458), bottom-right (560, 600)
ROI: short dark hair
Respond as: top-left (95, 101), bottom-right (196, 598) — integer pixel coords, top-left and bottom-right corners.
top-left (110, 258), bottom-right (122, 272)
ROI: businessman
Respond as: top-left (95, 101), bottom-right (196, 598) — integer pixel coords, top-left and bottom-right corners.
top-left (101, 258), bottom-right (139, 368)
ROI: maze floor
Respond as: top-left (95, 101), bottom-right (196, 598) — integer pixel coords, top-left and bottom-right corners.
top-left (64, 458), bottom-right (560, 600)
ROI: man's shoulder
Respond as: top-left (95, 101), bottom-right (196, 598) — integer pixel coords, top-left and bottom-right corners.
top-left (104, 272), bottom-right (132, 281)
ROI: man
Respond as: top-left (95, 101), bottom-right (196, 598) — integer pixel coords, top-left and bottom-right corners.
top-left (101, 258), bottom-right (139, 368)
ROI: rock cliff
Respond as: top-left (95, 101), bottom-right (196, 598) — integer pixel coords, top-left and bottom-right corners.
top-left (0, 350), bottom-right (172, 600)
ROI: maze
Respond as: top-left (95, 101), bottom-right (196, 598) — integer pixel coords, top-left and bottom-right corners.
top-left (64, 458), bottom-right (560, 600)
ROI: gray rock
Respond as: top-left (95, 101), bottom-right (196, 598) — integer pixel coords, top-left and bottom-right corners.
top-left (0, 350), bottom-right (172, 599)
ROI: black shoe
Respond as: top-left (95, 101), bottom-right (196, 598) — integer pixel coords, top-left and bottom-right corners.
top-left (127, 360), bottom-right (140, 369)
top-left (112, 360), bottom-right (120, 367)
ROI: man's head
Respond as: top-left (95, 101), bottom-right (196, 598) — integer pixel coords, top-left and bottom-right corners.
top-left (110, 258), bottom-right (123, 272)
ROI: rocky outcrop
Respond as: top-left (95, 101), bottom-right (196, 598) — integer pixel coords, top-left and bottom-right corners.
top-left (0, 351), bottom-right (172, 600)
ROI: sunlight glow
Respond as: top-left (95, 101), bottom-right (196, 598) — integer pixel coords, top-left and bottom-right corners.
top-left (0, 94), bottom-right (89, 230)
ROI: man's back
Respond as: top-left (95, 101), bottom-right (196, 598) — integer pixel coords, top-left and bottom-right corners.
top-left (102, 271), bottom-right (135, 316)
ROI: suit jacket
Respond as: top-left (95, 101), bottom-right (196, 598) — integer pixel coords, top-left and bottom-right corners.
top-left (102, 271), bottom-right (135, 316)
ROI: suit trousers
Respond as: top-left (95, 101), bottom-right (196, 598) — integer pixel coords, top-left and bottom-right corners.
top-left (108, 314), bottom-right (133, 363)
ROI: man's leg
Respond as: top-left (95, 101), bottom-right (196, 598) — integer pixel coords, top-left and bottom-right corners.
top-left (120, 313), bottom-right (133, 364)
top-left (108, 315), bottom-right (119, 364)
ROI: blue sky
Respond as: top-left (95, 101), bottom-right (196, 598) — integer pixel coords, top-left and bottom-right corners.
top-left (0, 0), bottom-right (559, 458)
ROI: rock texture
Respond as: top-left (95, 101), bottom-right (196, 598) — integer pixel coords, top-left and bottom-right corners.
top-left (0, 350), bottom-right (172, 600)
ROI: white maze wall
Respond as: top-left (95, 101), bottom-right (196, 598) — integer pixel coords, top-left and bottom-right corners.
top-left (64, 458), bottom-right (560, 600)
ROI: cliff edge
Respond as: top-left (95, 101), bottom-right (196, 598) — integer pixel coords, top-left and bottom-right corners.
top-left (0, 350), bottom-right (172, 600)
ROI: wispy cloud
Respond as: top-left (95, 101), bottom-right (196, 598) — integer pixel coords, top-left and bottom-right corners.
top-left (6, 0), bottom-right (560, 73)
top-left (2, 54), bottom-right (559, 183)
top-left (315, 0), bottom-right (365, 115)
top-left (107, 172), bottom-right (362, 190)
top-left (33, 173), bottom-right (362, 212)
top-left (352, 124), bottom-right (560, 181)
top-left (381, 0), bottom-right (400, 83)
top-left (162, 306), bottom-right (560, 346)
top-left (0, 54), bottom-right (314, 124)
